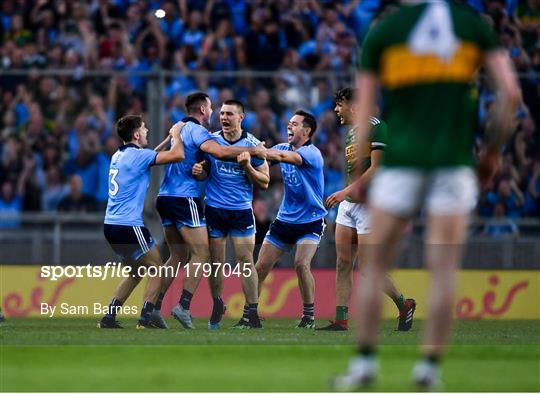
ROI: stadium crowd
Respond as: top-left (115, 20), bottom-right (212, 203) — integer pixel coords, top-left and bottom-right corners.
top-left (0, 0), bottom-right (539, 230)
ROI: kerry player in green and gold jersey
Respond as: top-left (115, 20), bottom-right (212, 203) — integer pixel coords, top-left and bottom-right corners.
top-left (318, 88), bottom-right (415, 332)
top-left (334, 0), bottom-right (520, 390)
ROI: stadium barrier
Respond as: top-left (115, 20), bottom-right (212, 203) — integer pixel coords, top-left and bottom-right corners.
top-left (1, 265), bottom-right (538, 319)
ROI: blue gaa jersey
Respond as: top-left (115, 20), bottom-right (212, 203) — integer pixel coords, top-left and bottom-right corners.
top-left (274, 142), bottom-right (327, 223)
top-left (205, 130), bottom-right (264, 210)
top-left (158, 117), bottom-right (214, 198)
top-left (104, 144), bottom-right (157, 226)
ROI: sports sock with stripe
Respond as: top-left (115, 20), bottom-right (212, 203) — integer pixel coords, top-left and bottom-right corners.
top-left (140, 301), bottom-right (155, 323)
top-left (155, 292), bottom-right (165, 311)
top-left (336, 305), bottom-right (348, 321)
top-left (394, 294), bottom-right (405, 311)
top-left (105, 298), bottom-right (123, 318)
top-left (303, 303), bottom-right (314, 319)
top-left (179, 289), bottom-right (193, 310)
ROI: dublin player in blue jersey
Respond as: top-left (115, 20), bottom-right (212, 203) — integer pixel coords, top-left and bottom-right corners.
top-left (153, 92), bottom-right (266, 329)
top-left (192, 100), bottom-right (269, 329)
top-left (254, 110), bottom-right (327, 329)
top-left (99, 115), bottom-right (185, 329)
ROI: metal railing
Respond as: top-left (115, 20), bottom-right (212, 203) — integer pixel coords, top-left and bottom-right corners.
top-left (0, 213), bottom-right (538, 268)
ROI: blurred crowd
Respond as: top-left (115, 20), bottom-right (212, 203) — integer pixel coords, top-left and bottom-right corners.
top-left (0, 0), bottom-right (539, 231)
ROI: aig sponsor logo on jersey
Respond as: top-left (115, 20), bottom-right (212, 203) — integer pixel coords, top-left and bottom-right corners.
top-left (216, 161), bottom-right (246, 177)
top-left (281, 166), bottom-right (301, 187)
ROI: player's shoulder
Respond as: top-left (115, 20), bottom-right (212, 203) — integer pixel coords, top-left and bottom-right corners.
top-left (244, 132), bottom-right (261, 146)
top-left (273, 142), bottom-right (291, 151)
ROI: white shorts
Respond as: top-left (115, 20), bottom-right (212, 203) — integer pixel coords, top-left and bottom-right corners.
top-left (369, 167), bottom-right (479, 217)
top-left (336, 200), bottom-right (370, 235)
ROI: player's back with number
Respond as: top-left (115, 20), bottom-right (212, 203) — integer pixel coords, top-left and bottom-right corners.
top-left (362, 1), bottom-right (500, 168)
top-left (104, 146), bottom-right (157, 226)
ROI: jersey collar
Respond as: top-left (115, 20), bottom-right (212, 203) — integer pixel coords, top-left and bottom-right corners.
top-left (182, 116), bottom-right (201, 125)
top-left (119, 143), bottom-right (141, 151)
top-left (218, 129), bottom-right (247, 145)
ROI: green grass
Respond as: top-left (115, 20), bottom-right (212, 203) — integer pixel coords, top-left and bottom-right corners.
top-left (1, 318), bottom-right (539, 392)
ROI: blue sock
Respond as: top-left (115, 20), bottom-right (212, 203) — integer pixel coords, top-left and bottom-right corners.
top-left (241, 304), bottom-right (249, 320)
top-left (155, 292), bottom-right (165, 311)
top-left (179, 289), bottom-right (193, 310)
top-left (248, 303), bottom-right (258, 316)
top-left (105, 298), bottom-right (123, 319)
top-left (140, 301), bottom-right (155, 322)
top-left (303, 303), bottom-right (314, 319)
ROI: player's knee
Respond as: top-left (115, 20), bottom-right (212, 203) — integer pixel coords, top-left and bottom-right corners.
top-left (336, 257), bottom-right (353, 273)
top-left (294, 261), bottom-right (310, 275)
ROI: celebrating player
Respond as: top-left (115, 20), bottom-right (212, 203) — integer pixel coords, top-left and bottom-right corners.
top-left (253, 110), bottom-right (327, 329)
top-left (334, 1), bottom-right (520, 389)
top-left (192, 100), bottom-right (269, 329)
top-left (154, 92), bottom-right (266, 329)
top-left (99, 115), bottom-right (185, 329)
top-left (318, 88), bottom-right (415, 332)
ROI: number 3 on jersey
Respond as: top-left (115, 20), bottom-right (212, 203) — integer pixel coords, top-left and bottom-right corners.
top-left (408, 1), bottom-right (458, 61)
top-left (109, 168), bottom-right (119, 196)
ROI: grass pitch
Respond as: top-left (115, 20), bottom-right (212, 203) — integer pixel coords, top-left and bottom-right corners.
top-left (1, 318), bottom-right (539, 392)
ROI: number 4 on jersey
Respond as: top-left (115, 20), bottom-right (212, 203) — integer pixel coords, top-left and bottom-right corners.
top-left (408, 1), bottom-right (459, 61)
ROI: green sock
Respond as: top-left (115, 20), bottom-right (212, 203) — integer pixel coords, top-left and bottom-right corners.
top-left (394, 294), bottom-right (405, 311)
top-left (336, 306), bottom-right (348, 321)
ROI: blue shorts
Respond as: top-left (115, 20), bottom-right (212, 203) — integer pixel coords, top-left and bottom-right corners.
top-left (156, 196), bottom-right (206, 229)
top-left (103, 224), bottom-right (155, 261)
top-left (206, 205), bottom-right (256, 238)
top-left (264, 218), bottom-right (326, 251)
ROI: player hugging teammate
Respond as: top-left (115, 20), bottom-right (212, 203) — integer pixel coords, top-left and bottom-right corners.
top-left (98, 90), bottom-right (415, 331)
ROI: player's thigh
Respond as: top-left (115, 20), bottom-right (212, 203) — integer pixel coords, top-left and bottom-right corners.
top-left (425, 213), bottom-right (470, 270)
top-left (256, 240), bottom-right (284, 271)
top-left (180, 226), bottom-right (210, 257)
top-left (231, 235), bottom-right (255, 264)
top-left (335, 223), bottom-right (358, 264)
top-left (209, 236), bottom-right (227, 263)
top-left (294, 239), bottom-right (318, 269)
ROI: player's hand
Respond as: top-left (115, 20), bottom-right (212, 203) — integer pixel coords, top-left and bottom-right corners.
top-left (325, 189), bottom-right (347, 208)
top-left (348, 179), bottom-right (368, 204)
top-left (170, 121), bottom-right (185, 139)
top-left (237, 152), bottom-right (251, 167)
top-left (477, 148), bottom-right (502, 188)
top-left (192, 161), bottom-right (205, 177)
top-left (253, 142), bottom-right (267, 160)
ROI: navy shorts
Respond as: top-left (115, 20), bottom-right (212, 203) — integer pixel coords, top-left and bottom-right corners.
top-left (264, 218), bottom-right (326, 251)
top-left (156, 196), bottom-right (206, 229)
top-left (206, 205), bottom-right (255, 238)
top-left (104, 224), bottom-right (155, 261)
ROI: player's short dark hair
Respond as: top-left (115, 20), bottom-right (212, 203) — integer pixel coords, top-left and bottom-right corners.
top-left (295, 109), bottom-right (317, 137)
top-left (335, 87), bottom-right (356, 103)
top-left (222, 99), bottom-right (244, 113)
top-left (185, 92), bottom-right (210, 114)
top-left (116, 115), bottom-right (143, 142)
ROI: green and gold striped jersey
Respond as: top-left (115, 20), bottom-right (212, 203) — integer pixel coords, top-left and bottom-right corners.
top-left (360, 0), bottom-right (500, 169)
top-left (345, 117), bottom-right (388, 190)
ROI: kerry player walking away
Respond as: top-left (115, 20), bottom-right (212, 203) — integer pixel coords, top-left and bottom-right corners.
top-left (99, 115), bottom-right (185, 329)
top-left (253, 110), bottom-right (327, 329)
top-left (191, 100), bottom-right (269, 329)
top-left (334, 0), bottom-right (520, 389)
top-left (318, 87), bottom-right (415, 332)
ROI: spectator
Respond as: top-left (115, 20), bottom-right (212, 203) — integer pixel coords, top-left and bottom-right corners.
top-left (482, 203), bottom-right (520, 237)
top-left (58, 175), bottom-right (97, 212)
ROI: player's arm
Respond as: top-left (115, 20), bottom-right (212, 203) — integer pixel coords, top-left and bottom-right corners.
top-left (326, 149), bottom-right (384, 208)
top-left (265, 149), bottom-right (303, 166)
top-left (478, 50), bottom-right (521, 186)
top-left (200, 140), bottom-right (267, 160)
top-left (237, 152), bottom-right (269, 189)
top-left (192, 160), bottom-right (209, 180)
top-left (155, 122), bottom-right (185, 164)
